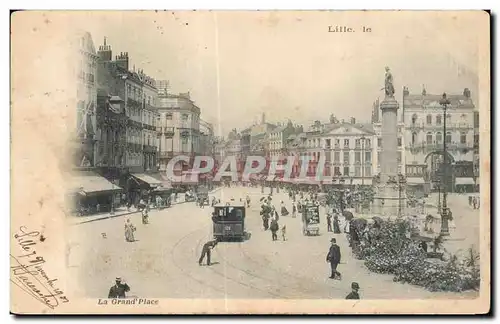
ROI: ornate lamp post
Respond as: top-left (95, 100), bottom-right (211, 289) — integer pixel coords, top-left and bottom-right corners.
top-left (397, 173), bottom-right (407, 218)
top-left (439, 93), bottom-right (451, 236)
top-left (339, 177), bottom-right (346, 212)
top-left (436, 178), bottom-right (442, 212)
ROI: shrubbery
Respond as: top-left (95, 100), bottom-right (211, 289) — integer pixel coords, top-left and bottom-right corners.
top-left (355, 219), bottom-right (480, 292)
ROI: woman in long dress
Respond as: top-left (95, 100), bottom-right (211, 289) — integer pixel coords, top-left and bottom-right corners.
top-left (125, 218), bottom-right (136, 242)
top-left (280, 201), bottom-right (289, 216)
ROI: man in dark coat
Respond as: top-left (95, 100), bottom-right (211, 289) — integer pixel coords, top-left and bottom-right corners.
top-left (108, 277), bottom-right (130, 298)
top-left (345, 282), bottom-right (360, 299)
top-left (326, 238), bottom-right (342, 279)
top-left (326, 214), bottom-right (333, 232)
top-left (198, 238), bottom-right (219, 266)
top-left (270, 218), bottom-right (279, 241)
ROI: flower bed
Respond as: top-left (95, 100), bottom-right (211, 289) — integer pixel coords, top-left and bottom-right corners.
top-left (356, 219), bottom-right (480, 292)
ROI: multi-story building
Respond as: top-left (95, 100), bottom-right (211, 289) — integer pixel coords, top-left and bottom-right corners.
top-left (199, 120), bottom-right (215, 157)
top-left (138, 69), bottom-right (159, 172)
top-left (156, 87), bottom-right (201, 172)
top-left (402, 87), bottom-right (477, 193)
top-left (315, 118), bottom-right (376, 184)
top-left (75, 31), bottom-right (99, 167)
top-left (268, 121), bottom-right (296, 158)
top-left (473, 110), bottom-right (480, 190)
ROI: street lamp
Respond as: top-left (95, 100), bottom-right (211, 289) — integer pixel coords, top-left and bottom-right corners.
top-left (339, 177), bottom-right (346, 212)
top-left (436, 178), bottom-right (442, 212)
top-left (397, 173), bottom-right (407, 218)
top-left (439, 93), bottom-right (451, 236)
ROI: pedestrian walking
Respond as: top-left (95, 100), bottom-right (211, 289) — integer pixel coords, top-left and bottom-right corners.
top-left (124, 218), bottom-right (136, 242)
top-left (281, 225), bottom-right (287, 241)
top-left (292, 202), bottom-right (297, 218)
top-left (108, 277), bottom-right (130, 298)
top-left (281, 201), bottom-right (289, 216)
top-left (327, 214), bottom-right (333, 232)
top-left (142, 206), bottom-right (149, 225)
top-left (270, 218), bottom-right (279, 241)
top-left (468, 195), bottom-right (473, 207)
top-left (198, 238), bottom-right (219, 266)
top-left (333, 215), bottom-right (341, 234)
top-left (326, 238), bottom-right (342, 280)
top-left (345, 282), bottom-right (360, 299)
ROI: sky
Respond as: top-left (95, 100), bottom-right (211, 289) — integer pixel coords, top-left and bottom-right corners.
top-left (73, 11), bottom-right (482, 136)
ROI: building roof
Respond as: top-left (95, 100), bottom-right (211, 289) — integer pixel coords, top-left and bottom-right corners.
top-left (403, 93), bottom-right (475, 109)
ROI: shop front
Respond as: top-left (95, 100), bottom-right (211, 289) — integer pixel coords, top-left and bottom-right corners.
top-left (70, 171), bottom-right (123, 216)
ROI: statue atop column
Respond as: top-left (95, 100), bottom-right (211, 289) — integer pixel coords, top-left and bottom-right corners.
top-left (384, 66), bottom-right (395, 98)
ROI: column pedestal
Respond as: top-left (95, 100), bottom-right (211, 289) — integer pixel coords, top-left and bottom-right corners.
top-left (372, 96), bottom-right (407, 218)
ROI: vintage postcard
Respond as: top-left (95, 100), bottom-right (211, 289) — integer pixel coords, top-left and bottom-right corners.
top-left (10, 10), bottom-right (490, 314)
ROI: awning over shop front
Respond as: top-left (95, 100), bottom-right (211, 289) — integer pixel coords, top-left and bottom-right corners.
top-left (71, 171), bottom-right (122, 195)
top-left (131, 173), bottom-right (163, 187)
top-left (407, 177), bottom-right (425, 184)
top-left (455, 178), bottom-right (475, 185)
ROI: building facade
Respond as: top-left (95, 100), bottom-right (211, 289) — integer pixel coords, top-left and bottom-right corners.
top-left (269, 121), bottom-right (296, 158)
top-left (156, 89), bottom-right (201, 172)
top-left (75, 31), bottom-right (99, 167)
top-left (402, 87), bottom-right (477, 192)
top-left (139, 69), bottom-right (159, 172)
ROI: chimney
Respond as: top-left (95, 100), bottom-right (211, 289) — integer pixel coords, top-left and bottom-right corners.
top-left (350, 117), bottom-right (356, 124)
top-left (261, 112), bottom-right (266, 124)
top-left (115, 52), bottom-right (129, 71)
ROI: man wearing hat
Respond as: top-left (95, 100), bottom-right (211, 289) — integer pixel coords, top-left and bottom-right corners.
top-left (326, 238), bottom-right (342, 280)
top-left (108, 277), bottom-right (131, 298)
top-left (345, 282), bottom-right (360, 299)
top-left (198, 237), bottom-right (219, 266)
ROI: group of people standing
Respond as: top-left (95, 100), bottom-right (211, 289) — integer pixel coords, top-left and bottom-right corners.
top-left (469, 195), bottom-right (480, 209)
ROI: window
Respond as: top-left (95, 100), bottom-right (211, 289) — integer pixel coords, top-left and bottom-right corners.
top-left (365, 139), bottom-right (371, 148)
top-left (426, 132), bottom-right (433, 144)
top-left (377, 138), bottom-right (382, 147)
top-left (343, 166), bottom-right (350, 177)
top-left (446, 132), bottom-right (452, 144)
top-left (355, 152), bottom-right (361, 163)
top-left (460, 132), bottom-right (467, 144)
top-left (446, 114), bottom-right (451, 124)
top-left (436, 115), bottom-right (442, 125)
top-left (335, 139), bottom-right (340, 147)
top-left (364, 166), bottom-right (372, 177)
top-left (355, 139), bottom-right (361, 148)
top-left (343, 151), bottom-right (350, 164)
top-left (436, 132), bottom-right (442, 144)
top-left (365, 151), bottom-right (371, 163)
top-left (334, 166), bottom-right (341, 176)
top-left (426, 114), bottom-right (432, 124)
top-left (334, 151), bottom-right (340, 162)
top-left (355, 166), bottom-right (361, 177)
top-left (412, 132), bottom-right (417, 145)
top-left (397, 151), bottom-right (402, 163)
top-left (411, 114), bottom-right (418, 124)
top-left (344, 139), bottom-right (349, 148)
top-left (182, 114), bottom-right (189, 121)
top-left (326, 139), bottom-right (331, 148)
top-left (397, 137), bottom-right (402, 147)
top-left (166, 113), bottom-right (173, 120)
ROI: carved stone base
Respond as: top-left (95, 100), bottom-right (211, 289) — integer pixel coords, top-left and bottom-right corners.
top-left (371, 184), bottom-right (407, 218)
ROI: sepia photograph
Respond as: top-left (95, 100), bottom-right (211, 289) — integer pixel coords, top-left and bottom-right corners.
top-left (10, 10), bottom-right (490, 314)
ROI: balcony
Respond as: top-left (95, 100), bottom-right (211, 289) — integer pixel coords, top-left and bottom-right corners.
top-left (127, 97), bottom-right (142, 108)
top-left (163, 127), bottom-right (175, 138)
top-left (143, 145), bottom-right (157, 153)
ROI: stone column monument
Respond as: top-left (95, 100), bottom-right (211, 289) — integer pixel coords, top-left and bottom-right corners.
top-left (372, 67), bottom-right (407, 217)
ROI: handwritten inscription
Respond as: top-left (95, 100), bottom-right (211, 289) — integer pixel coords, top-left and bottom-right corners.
top-left (10, 226), bottom-right (69, 309)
